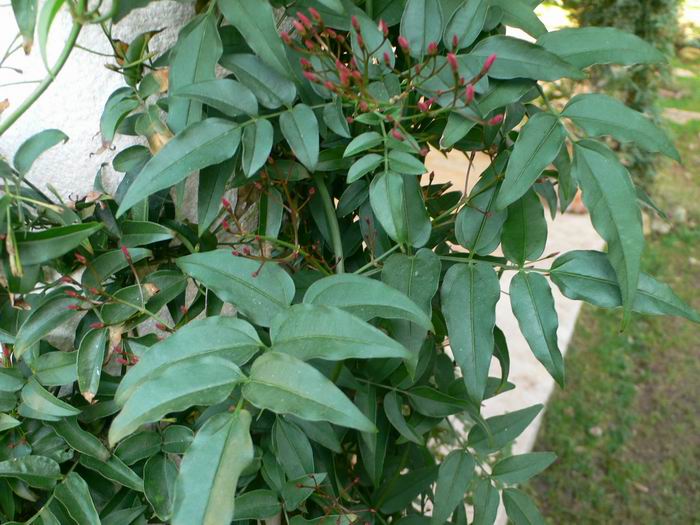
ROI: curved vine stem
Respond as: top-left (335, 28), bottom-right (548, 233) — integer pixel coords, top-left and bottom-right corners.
top-left (313, 173), bottom-right (345, 273)
top-left (0, 21), bottom-right (82, 136)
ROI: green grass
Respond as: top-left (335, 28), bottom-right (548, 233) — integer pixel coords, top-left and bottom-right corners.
top-left (531, 53), bottom-right (700, 524)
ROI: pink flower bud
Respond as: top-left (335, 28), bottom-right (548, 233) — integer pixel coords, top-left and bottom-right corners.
top-left (65, 289), bottom-right (78, 298)
top-left (300, 58), bottom-right (312, 70)
top-left (379, 19), bottom-right (389, 38)
top-left (452, 34), bottom-right (459, 50)
top-left (326, 28), bottom-right (337, 39)
top-left (280, 31), bottom-right (292, 45)
top-left (418, 101), bottom-right (429, 112)
top-left (359, 100), bottom-right (369, 112)
top-left (351, 15), bottom-right (361, 32)
top-left (75, 253), bottom-right (87, 264)
top-left (232, 250), bottom-right (240, 256)
top-left (465, 84), bottom-right (475, 104)
top-left (242, 246), bottom-right (251, 256)
top-left (221, 197), bottom-right (231, 209)
top-left (89, 322), bottom-right (105, 329)
top-left (447, 52), bottom-right (458, 72)
top-left (309, 7), bottom-right (321, 22)
top-left (305, 39), bottom-right (315, 50)
top-left (293, 20), bottom-right (306, 35)
top-left (346, 116), bottom-right (354, 124)
top-left (303, 71), bottom-right (318, 82)
top-left (120, 244), bottom-right (131, 260)
top-left (391, 128), bottom-right (404, 141)
top-left (67, 304), bottom-right (80, 310)
top-left (60, 276), bottom-right (73, 284)
top-left (383, 51), bottom-right (392, 66)
top-left (488, 114), bottom-right (504, 126)
top-left (297, 12), bottom-right (313, 29)
top-left (398, 35), bottom-right (410, 53)
top-left (356, 34), bottom-right (365, 49)
top-left (482, 53), bottom-right (497, 73)
top-left (420, 147), bottom-right (429, 157)
top-left (324, 80), bottom-right (336, 91)
top-left (427, 42), bottom-right (438, 55)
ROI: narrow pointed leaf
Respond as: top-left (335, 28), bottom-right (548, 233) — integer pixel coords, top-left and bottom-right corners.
top-left (400, 0), bottom-right (443, 58)
top-left (198, 159), bottom-right (235, 235)
top-left (77, 328), bottom-right (108, 402)
top-left (502, 189), bottom-right (548, 265)
top-left (221, 54), bottom-right (296, 109)
top-left (383, 391), bottom-right (423, 445)
top-left (53, 472), bottom-right (100, 525)
top-left (176, 78), bottom-right (258, 117)
top-left (81, 248), bottom-right (151, 290)
top-left (304, 273), bottom-right (433, 330)
top-left (79, 454), bottom-right (144, 491)
top-left (467, 404), bottom-right (542, 453)
top-left (177, 251), bottom-right (295, 327)
top-left (492, 452), bottom-right (556, 485)
top-left (431, 450), bottom-right (475, 525)
top-left (443, 0), bottom-right (488, 49)
top-left (109, 356), bottom-right (244, 445)
top-left (20, 378), bottom-right (80, 420)
top-left (344, 132), bottom-right (383, 157)
top-left (280, 104), bottom-right (319, 171)
top-left (118, 118), bottom-right (242, 216)
top-left (144, 454), bottom-right (177, 521)
top-left (172, 410), bottom-right (254, 525)
top-left (243, 352), bottom-right (376, 432)
top-left (347, 154), bottom-right (383, 183)
top-left (46, 418), bottom-right (110, 461)
top-left (14, 129), bottom-right (68, 175)
top-left (472, 479), bottom-right (500, 525)
top-left (242, 120), bottom-right (274, 177)
top-left (573, 140), bottom-right (643, 326)
top-left (16, 223), bottom-right (102, 266)
top-left (0, 456), bottom-right (60, 489)
top-left (502, 489), bottom-right (545, 525)
top-left (497, 112), bottom-right (566, 209)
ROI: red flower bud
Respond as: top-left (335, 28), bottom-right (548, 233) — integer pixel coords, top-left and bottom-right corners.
top-left (75, 253), bottom-right (87, 264)
top-left (242, 246), bottom-right (251, 256)
top-left (303, 71), bottom-right (318, 82)
top-left (89, 322), bottom-right (105, 329)
top-left (155, 322), bottom-right (168, 331)
top-left (346, 116), bottom-right (354, 124)
top-left (304, 39), bottom-right (315, 50)
top-left (427, 41), bottom-right (438, 55)
top-left (308, 187), bottom-right (316, 196)
top-left (222, 219), bottom-right (231, 231)
top-left (221, 197), bottom-right (231, 209)
top-left (324, 80), bottom-right (336, 91)
top-left (383, 52), bottom-right (392, 66)
top-left (447, 52), bottom-right (458, 72)
top-left (359, 100), bottom-right (369, 112)
top-left (293, 20), bottom-right (306, 35)
top-left (398, 35), bottom-right (410, 53)
top-left (351, 15), bottom-right (361, 32)
top-left (67, 304), bottom-right (80, 310)
top-left (379, 19), bottom-right (389, 38)
top-left (465, 84), bottom-right (475, 104)
top-left (280, 31), bottom-right (292, 45)
top-left (232, 250), bottom-right (240, 256)
top-left (65, 289), bottom-right (78, 298)
top-left (482, 53), bottom-right (497, 73)
top-left (356, 34), bottom-right (365, 49)
top-left (452, 34), bottom-right (459, 50)
top-left (120, 244), bottom-right (130, 259)
top-left (420, 147), bottom-right (429, 157)
top-left (326, 28), bottom-right (337, 39)
top-left (391, 128), bottom-right (404, 141)
top-left (418, 100), bottom-right (429, 112)
top-left (60, 276), bottom-right (73, 284)
top-left (351, 70), bottom-right (362, 82)
top-left (297, 12), bottom-right (313, 29)
top-left (309, 7), bottom-right (321, 22)
top-left (300, 58), bottom-right (312, 70)
top-left (488, 114), bottom-right (504, 126)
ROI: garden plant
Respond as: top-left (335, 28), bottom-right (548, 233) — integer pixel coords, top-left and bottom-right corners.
top-left (0, 0), bottom-right (698, 524)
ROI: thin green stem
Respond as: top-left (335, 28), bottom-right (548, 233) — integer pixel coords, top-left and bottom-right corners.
top-left (0, 21), bottom-right (82, 135)
top-left (313, 173), bottom-right (344, 273)
top-left (353, 243), bottom-right (401, 274)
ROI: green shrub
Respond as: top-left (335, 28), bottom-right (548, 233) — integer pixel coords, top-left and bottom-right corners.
top-left (0, 1), bottom-right (696, 524)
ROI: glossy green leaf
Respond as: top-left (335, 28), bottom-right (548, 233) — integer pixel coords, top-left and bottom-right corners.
top-left (172, 410), bottom-right (254, 525)
top-left (383, 390), bottom-right (423, 445)
top-left (502, 189), bottom-right (547, 265)
top-left (198, 159), bottom-right (235, 235)
top-left (0, 456), bottom-right (60, 489)
top-left (443, 0), bottom-right (488, 49)
top-left (221, 54), bottom-right (297, 109)
top-left (219, 0), bottom-right (294, 78)
top-left (304, 273), bottom-right (433, 330)
top-left (431, 450), bottom-right (475, 525)
top-left (14, 129), bottom-right (68, 175)
top-left (468, 404), bottom-right (542, 453)
top-left (502, 488), bottom-right (545, 525)
top-left (280, 104), bottom-right (320, 171)
top-left (116, 316), bottom-right (260, 405)
top-left (490, 0), bottom-right (546, 38)
top-left (34, 350), bottom-right (76, 386)
top-left (176, 78), bottom-right (258, 117)
top-left (177, 251), bottom-right (295, 327)
top-left (162, 425), bottom-right (195, 454)
top-left (0, 413), bottom-right (20, 432)
top-left (46, 417), bottom-right (110, 461)
top-left (400, 0), bottom-right (443, 58)
top-left (109, 356), bottom-right (244, 445)
top-left (356, 386), bottom-right (390, 487)
top-left (377, 466), bottom-right (438, 513)
top-left (271, 304), bottom-right (411, 361)
top-left (550, 250), bottom-right (700, 322)
top-left (388, 151), bottom-right (427, 175)
top-left (573, 140), bottom-right (644, 326)
top-left (477, 79), bottom-right (535, 116)
top-left (118, 118), bottom-right (241, 215)
top-left (101, 88), bottom-right (139, 145)
top-left (79, 454), bottom-right (144, 491)
top-left (242, 120), bottom-right (274, 177)
top-left (288, 416), bottom-right (343, 453)
top-left (115, 430), bottom-right (161, 464)
top-left (323, 99), bottom-right (351, 138)
top-left (167, 12), bottom-right (222, 133)
top-left (562, 94), bottom-right (679, 161)
top-left (233, 489), bottom-right (281, 520)
top-left (456, 173), bottom-right (507, 256)
top-left (11, 0), bottom-right (37, 52)
top-left (0, 368), bottom-right (24, 392)
top-left (53, 472), bottom-right (100, 525)
top-left (144, 454), bottom-right (177, 521)
top-left (471, 36), bottom-right (584, 81)
top-left (370, 171), bottom-right (431, 248)
top-left (16, 223), bottom-right (102, 266)
top-left (537, 27), bottom-right (666, 69)
top-left (497, 112), bottom-right (566, 209)
top-left (492, 452), bottom-right (556, 485)
top-left (243, 351), bottom-right (376, 432)
top-left (510, 272), bottom-right (564, 385)
top-left (274, 417), bottom-right (314, 479)
top-left (20, 378), bottom-right (80, 420)
top-left (120, 221), bottom-right (174, 247)
top-left (407, 386), bottom-right (472, 417)
top-left (81, 247), bottom-right (151, 290)
top-left (344, 132), bottom-right (383, 157)
top-left (440, 112), bottom-right (477, 149)
top-left (37, 0), bottom-right (65, 68)
top-left (441, 263), bottom-right (500, 402)
top-left (347, 154), bottom-right (383, 183)
top-left (472, 479), bottom-right (500, 525)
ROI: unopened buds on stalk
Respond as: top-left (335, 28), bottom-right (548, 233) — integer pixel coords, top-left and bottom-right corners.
top-left (447, 53), bottom-right (458, 72)
top-left (465, 84), bottom-right (475, 104)
top-left (398, 36), bottom-right (410, 53)
top-left (481, 53), bottom-right (497, 74)
top-left (427, 42), bottom-right (439, 56)
top-left (488, 114), bottom-right (504, 126)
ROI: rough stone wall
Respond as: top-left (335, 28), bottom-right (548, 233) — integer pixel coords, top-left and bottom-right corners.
top-left (0, 1), bottom-right (194, 197)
